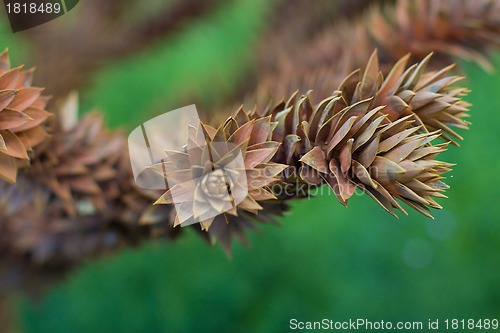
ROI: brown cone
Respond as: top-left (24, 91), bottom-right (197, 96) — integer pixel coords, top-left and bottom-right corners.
top-left (0, 50), bottom-right (51, 183)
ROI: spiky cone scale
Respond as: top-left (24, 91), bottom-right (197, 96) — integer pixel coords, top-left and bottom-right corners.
top-left (0, 50), bottom-right (51, 183)
top-left (338, 51), bottom-right (471, 145)
top-left (152, 112), bottom-right (288, 253)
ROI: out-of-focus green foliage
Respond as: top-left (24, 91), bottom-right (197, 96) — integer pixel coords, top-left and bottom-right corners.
top-left (18, 52), bottom-right (500, 332)
top-left (81, 0), bottom-right (270, 128)
top-left (0, 19), bottom-right (28, 65)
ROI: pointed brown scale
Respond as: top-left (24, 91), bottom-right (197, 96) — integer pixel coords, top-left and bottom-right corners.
top-left (285, 90), bottom-right (300, 109)
top-left (406, 179), bottom-right (437, 194)
top-left (326, 116), bottom-right (357, 154)
top-left (300, 146), bottom-right (328, 173)
top-left (360, 184), bottom-right (398, 217)
top-left (12, 108), bottom-right (51, 132)
top-left (380, 112), bottom-right (411, 132)
top-left (397, 160), bottom-right (426, 181)
top-left (407, 143), bottom-right (448, 161)
top-left (228, 119), bottom-right (254, 145)
top-left (425, 118), bottom-right (464, 142)
top-left (223, 117), bottom-right (238, 139)
top-left (212, 121), bottom-right (228, 143)
top-left (437, 94), bottom-right (461, 105)
top-left (333, 98), bottom-right (372, 136)
top-left (0, 133), bottom-right (6, 150)
top-left (329, 159), bottom-right (356, 202)
top-left (369, 156), bottom-right (406, 185)
top-left (1, 129), bottom-right (29, 159)
top-left (422, 196), bottom-right (442, 209)
top-left (0, 67), bottom-right (22, 89)
top-left (349, 106), bottom-right (384, 137)
top-left (218, 140), bottom-right (250, 166)
top-left (397, 90), bottom-right (416, 104)
top-left (282, 134), bottom-right (301, 164)
top-left (321, 173), bottom-right (346, 205)
top-left (249, 116), bottom-right (272, 145)
top-left (338, 69), bottom-right (361, 102)
top-left (0, 109), bottom-right (33, 130)
top-left (402, 53), bottom-right (433, 90)
top-left (237, 196), bottom-right (263, 213)
top-left (299, 121), bottom-right (312, 152)
top-left (436, 113), bottom-right (468, 129)
top-left (420, 75), bottom-right (464, 94)
top-left (309, 95), bottom-right (337, 137)
top-left (234, 106), bottom-right (250, 126)
top-left (356, 132), bottom-right (381, 168)
top-left (371, 179), bottom-right (406, 213)
top-left (352, 160), bottom-right (377, 188)
top-left (271, 108), bottom-right (288, 143)
top-left (356, 50), bottom-right (379, 101)
top-left (261, 163), bottom-right (287, 178)
top-left (247, 141), bottom-right (280, 151)
top-left (7, 87), bottom-right (43, 112)
top-left (386, 181), bottom-right (427, 205)
top-left (314, 109), bottom-right (337, 146)
top-left (399, 197), bottom-right (434, 219)
top-left (339, 139), bottom-right (353, 174)
top-left (378, 126), bottom-right (421, 153)
top-left (300, 93), bottom-right (314, 121)
top-left (244, 146), bottom-right (279, 168)
top-left (385, 95), bottom-right (409, 120)
top-left (0, 90), bottom-right (17, 110)
top-left (377, 53), bottom-right (411, 98)
top-left (416, 100), bottom-right (452, 117)
top-left (382, 135), bottom-right (427, 163)
top-left (352, 115), bottom-right (386, 152)
top-left (446, 103), bottom-right (470, 116)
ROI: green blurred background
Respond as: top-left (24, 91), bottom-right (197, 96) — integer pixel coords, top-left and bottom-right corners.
top-left (1, 0), bottom-right (499, 332)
